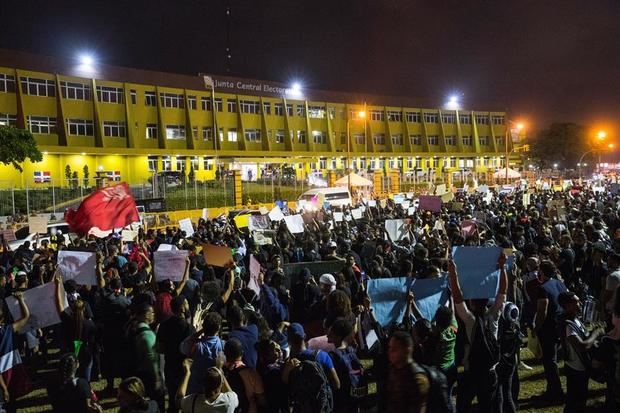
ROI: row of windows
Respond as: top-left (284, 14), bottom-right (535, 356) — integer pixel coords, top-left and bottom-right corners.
top-left (147, 155), bottom-right (215, 172)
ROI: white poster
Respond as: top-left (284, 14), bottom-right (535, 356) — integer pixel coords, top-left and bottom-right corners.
top-left (248, 255), bottom-right (261, 295)
top-left (6, 281), bottom-right (67, 334)
top-left (157, 243), bottom-right (178, 251)
top-left (407, 206), bottom-right (416, 215)
top-left (201, 208), bottom-right (209, 220)
top-left (122, 230), bottom-right (138, 242)
top-left (29, 216), bottom-right (48, 235)
top-left (268, 206), bottom-right (285, 221)
top-left (178, 218), bottom-right (195, 237)
top-left (368, 200), bottom-right (377, 207)
top-left (333, 212), bottom-right (344, 222)
top-left (402, 201), bottom-right (411, 210)
top-left (284, 214), bottom-right (305, 234)
top-left (351, 208), bottom-right (363, 219)
top-left (154, 249), bottom-right (189, 281)
top-left (523, 193), bottom-right (531, 205)
top-left (435, 184), bottom-right (447, 196)
top-left (57, 251), bottom-right (97, 286)
top-left (385, 219), bottom-right (409, 241)
top-left (259, 206), bottom-right (269, 215)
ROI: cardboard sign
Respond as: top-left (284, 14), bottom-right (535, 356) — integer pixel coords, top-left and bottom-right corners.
top-left (57, 251), bottom-right (97, 285)
top-left (28, 216), bottom-right (48, 235)
top-left (367, 277), bottom-right (412, 326)
top-left (393, 194), bottom-right (405, 204)
top-left (452, 246), bottom-right (502, 299)
top-left (253, 232), bottom-right (273, 245)
top-left (435, 184), bottom-right (447, 196)
top-left (461, 220), bottom-right (477, 237)
top-left (333, 212), bottom-right (344, 222)
top-left (522, 193), bottom-right (531, 205)
top-left (157, 243), bottom-right (177, 251)
top-left (351, 208), bottom-right (363, 220)
top-left (6, 281), bottom-right (68, 334)
top-left (259, 206), bottom-right (269, 215)
top-left (178, 218), bottom-right (195, 237)
top-left (248, 255), bottom-right (261, 295)
top-left (122, 230), bottom-right (138, 242)
top-left (401, 201), bottom-right (411, 210)
top-left (367, 200), bottom-right (377, 207)
top-left (476, 185), bottom-right (489, 193)
top-left (407, 207), bottom-right (416, 215)
top-left (201, 208), bottom-right (209, 220)
top-left (202, 243), bottom-right (234, 267)
top-left (448, 202), bottom-right (464, 211)
top-left (440, 192), bottom-right (455, 203)
top-left (0, 229), bottom-right (15, 242)
top-left (284, 214), bottom-right (305, 234)
top-left (380, 199), bottom-right (387, 208)
top-left (418, 196), bottom-right (442, 212)
top-left (234, 214), bottom-right (250, 228)
top-left (385, 219), bottom-right (409, 241)
top-left (410, 276), bottom-right (450, 321)
top-left (268, 206), bottom-right (285, 221)
top-left (154, 249), bottom-right (189, 281)
top-left (249, 215), bottom-right (270, 231)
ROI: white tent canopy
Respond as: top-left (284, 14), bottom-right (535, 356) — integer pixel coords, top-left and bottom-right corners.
top-left (334, 173), bottom-right (374, 187)
top-left (493, 167), bottom-right (521, 179)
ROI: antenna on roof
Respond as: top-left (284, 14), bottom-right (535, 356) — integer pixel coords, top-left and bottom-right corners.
top-left (225, 0), bottom-right (232, 73)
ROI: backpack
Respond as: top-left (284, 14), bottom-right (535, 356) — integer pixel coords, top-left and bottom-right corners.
top-left (498, 317), bottom-right (522, 368)
top-left (329, 348), bottom-right (368, 400)
top-left (122, 321), bottom-right (151, 378)
top-left (289, 350), bottom-right (334, 413)
top-left (413, 363), bottom-right (452, 413)
top-left (469, 315), bottom-right (500, 372)
top-left (224, 365), bottom-right (250, 413)
top-left (559, 318), bottom-right (594, 373)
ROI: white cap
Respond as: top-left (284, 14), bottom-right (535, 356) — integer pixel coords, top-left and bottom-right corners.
top-left (319, 273), bottom-right (336, 286)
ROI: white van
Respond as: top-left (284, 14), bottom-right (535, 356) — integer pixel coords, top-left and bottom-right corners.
top-left (298, 187), bottom-right (352, 208)
top-left (8, 222), bottom-right (71, 250)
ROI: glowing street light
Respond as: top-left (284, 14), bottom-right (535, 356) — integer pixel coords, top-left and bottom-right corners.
top-left (553, 163), bottom-right (559, 169)
top-left (445, 94), bottom-right (461, 110)
top-left (609, 143), bottom-right (615, 149)
top-left (287, 82), bottom-right (303, 98)
top-left (597, 130), bottom-right (607, 140)
top-left (79, 54), bottom-right (94, 66)
top-left (516, 123), bottom-right (524, 131)
top-left (357, 110), bottom-right (366, 119)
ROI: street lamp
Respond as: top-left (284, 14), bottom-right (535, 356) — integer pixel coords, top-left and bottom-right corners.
top-left (504, 120), bottom-right (527, 183)
top-left (347, 108), bottom-right (366, 194)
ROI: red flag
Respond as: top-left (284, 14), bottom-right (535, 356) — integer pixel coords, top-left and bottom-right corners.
top-left (64, 182), bottom-right (140, 235)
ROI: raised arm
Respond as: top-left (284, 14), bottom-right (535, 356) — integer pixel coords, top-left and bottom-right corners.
top-left (221, 268), bottom-right (235, 304)
top-left (96, 252), bottom-right (105, 289)
top-left (54, 272), bottom-right (65, 315)
top-left (492, 253), bottom-right (508, 313)
top-left (174, 257), bottom-right (190, 296)
top-left (11, 292), bottom-right (30, 333)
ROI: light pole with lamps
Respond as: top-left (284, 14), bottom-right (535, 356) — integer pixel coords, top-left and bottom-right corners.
top-left (505, 121), bottom-right (525, 184)
top-left (347, 108), bottom-right (366, 194)
top-left (578, 142), bottom-right (614, 179)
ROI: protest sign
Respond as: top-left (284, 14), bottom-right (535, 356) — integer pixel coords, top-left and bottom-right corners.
top-left (419, 196), bottom-right (441, 212)
top-left (282, 260), bottom-right (346, 288)
top-left (461, 220), bottom-right (476, 237)
top-left (401, 201), bottom-right (411, 210)
top-left (178, 218), bottom-right (194, 237)
top-left (268, 206), bottom-right (285, 221)
top-left (122, 229), bottom-right (138, 242)
top-left (407, 206), bottom-right (416, 215)
top-left (523, 193), bottom-right (531, 205)
top-left (385, 219), bottom-right (409, 241)
top-left (57, 251), bottom-right (97, 285)
top-left (435, 184), bottom-right (447, 196)
top-left (484, 191), bottom-right (493, 204)
top-left (202, 243), bottom-right (233, 267)
top-left (351, 208), bottom-right (363, 220)
top-left (473, 211), bottom-right (488, 223)
top-left (452, 246), bottom-right (502, 299)
top-left (6, 281), bottom-right (68, 334)
top-left (410, 276), bottom-right (450, 321)
top-left (157, 243), bottom-right (177, 251)
top-left (249, 215), bottom-right (270, 231)
top-left (611, 183), bottom-right (620, 195)
top-left (367, 277), bottom-right (411, 326)
top-left (367, 200), bottom-right (377, 207)
top-left (259, 206), bottom-right (269, 215)
top-left (476, 185), bottom-right (489, 193)
top-left (284, 214), bottom-right (305, 234)
top-left (28, 216), bottom-right (48, 235)
top-left (253, 231), bottom-right (273, 245)
top-left (448, 202), bottom-right (463, 211)
top-left (433, 219), bottom-right (446, 233)
top-left (333, 212), bottom-right (344, 222)
top-left (201, 208), bottom-right (209, 220)
top-left (440, 192), bottom-right (454, 203)
top-left (248, 255), bottom-right (261, 295)
top-left (393, 194), bottom-right (405, 204)
top-left (154, 249), bottom-right (189, 281)
top-left (234, 214), bottom-right (250, 229)
top-left (380, 199), bottom-right (387, 208)
top-left (0, 229), bottom-right (15, 242)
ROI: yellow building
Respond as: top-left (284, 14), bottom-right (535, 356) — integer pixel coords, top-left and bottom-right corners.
top-left (0, 49), bottom-right (515, 189)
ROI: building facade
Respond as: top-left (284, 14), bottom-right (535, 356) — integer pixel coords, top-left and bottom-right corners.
top-left (0, 49), bottom-right (516, 189)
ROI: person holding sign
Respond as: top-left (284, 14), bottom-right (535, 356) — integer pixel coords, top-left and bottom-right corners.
top-left (448, 252), bottom-right (507, 413)
top-left (0, 291), bottom-right (30, 409)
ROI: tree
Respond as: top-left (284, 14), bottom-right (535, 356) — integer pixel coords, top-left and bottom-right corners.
top-left (188, 165), bottom-right (195, 184)
top-left (0, 126), bottom-right (42, 172)
top-left (526, 123), bottom-right (588, 170)
top-left (71, 171), bottom-right (79, 190)
top-left (65, 165), bottom-right (72, 183)
top-left (83, 165), bottom-right (89, 187)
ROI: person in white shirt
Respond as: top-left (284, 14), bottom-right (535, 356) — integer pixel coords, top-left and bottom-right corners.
top-left (177, 359), bottom-right (239, 413)
top-left (602, 252), bottom-right (620, 318)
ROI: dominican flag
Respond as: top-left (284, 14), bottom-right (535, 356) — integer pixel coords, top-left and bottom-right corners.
top-left (106, 170), bottom-right (121, 182)
top-left (33, 171), bottom-right (51, 183)
top-left (0, 325), bottom-right (31, 399)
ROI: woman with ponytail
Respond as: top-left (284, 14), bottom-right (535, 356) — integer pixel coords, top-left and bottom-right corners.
top-left (47, 353), bottom-right (101, 413)
top-left (118, 377), bottom-right (160, 413)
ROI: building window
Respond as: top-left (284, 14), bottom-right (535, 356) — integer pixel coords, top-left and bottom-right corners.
top-left (387, 111), bottom-right (402, 122)
top-left (312, 130), bottom-right (327, 144)
top-left (201, 97), bottom-right (212, 111)
top-left (176, 156), bottom-right (186, 172)
top-left (373, 133), bottom-right (386, 145)
top-left (275, 130), bottom-right (285, 143)
top-left (328, 107), bottom-right (336, 120)
top-left (0, 113), bottom-right (17, 127)
top-left (492, 115), bottom-right (505, 125)
top-left (203, 158), bottom-right (213, 170)
top-left (286, 104), bottom-right (293, 116)
top-left (319, 158), bottom-right (327, 169)
top-left (60, 81), bottom-right (91, 100)
top-left (406, 112), bottom-right (421, 123)
top-left (263, 102), bottom-right (271, 115)
top-left (27, 116), bottom-right (56, 134)
top-left (227, 129), bottom-right (238, 142)
top-left (239, 100), bottom-right (260, 114)
top-left (496, 136), bottom-right (504, 146)
top-left (308, 106), bottom-right (326, 119)
top-left (192, 126), bottom-right (198, 139)
top-left (479, 136), bottom-right (489, 145)
top-left (340, 132), bottom-right (347, 145)
top-left (214, 98), bottom-right (223, 112)
top-left (370, 110), bottom-right (384, 121)
top-left (459, 114), bottom-right (471, 124)
top-left (244, 129), bottom-right (261, 142)
top-left (428, 135), bottom-right (439, 145)
top-left (130, 90), bottom-right (137, 104)
top-left (442, 113), bottom-right (455, 123)
top-left (162, 156), bottom-right (171, 171)
top-left (165, 125), bottom-right (186, 140)
top-left (146, 124), bottom-right (158, 139)
top-left (423, 113), bottom-right (438, 123)
top-left (148, 156), bottom-right (158, 171)
top-left (462, 135), bottom-right (472, 146)
top-left (190, 156), bottom-right (199, 171)
top-left (20, 77), bottom-right (55, 97)
top-left (410, 134), bottom-right (422, 145)
top-left (0, 74), bottom-right (16, 93)
top-left (160, 93), bottom-right (184, 108)
top-left (103, 121), bottom-right (126, 137)
top-left (391, 134), bottom-right (403, 145)
top-left (274, 103), bottom-right (284, 116)
top-left (227, 99), bottom-right (237, 113)
top-left (187, 96), bottom-right (197, 110)
top-left (202, 127), bottom-right (212, 141)
top-left (296, 105), bottom-right (305, 117)
top-left (475, 114), bottom-right (489, 125)
top-left (445, 135), bottom-right (456, 145)
top-left (353, 133), bottom-right (365, 145)
top-left (297, 130), bottom-right (306, 144)
top-left (66, 119), bottom-right (94, 136)
top-left (145, 91), bottom-right (157, 106)
top-left (96, 86), bottom-right (124, 103)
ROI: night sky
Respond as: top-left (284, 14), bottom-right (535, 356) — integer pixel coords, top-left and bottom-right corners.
top-left (1, 0), bottom-right (619, 133)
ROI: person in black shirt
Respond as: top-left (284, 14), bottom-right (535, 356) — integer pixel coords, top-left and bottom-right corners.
top-left (47, 353), bottom-right (101, 413)
top-left (156, 296), bottom-right (193, 413)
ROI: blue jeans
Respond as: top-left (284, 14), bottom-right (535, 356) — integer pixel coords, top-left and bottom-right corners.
top-left (441, 363), bottom-right (457, 413)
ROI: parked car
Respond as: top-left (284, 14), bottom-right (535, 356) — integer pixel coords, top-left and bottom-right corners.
top-left (9, 222), bottom-right (72, 250)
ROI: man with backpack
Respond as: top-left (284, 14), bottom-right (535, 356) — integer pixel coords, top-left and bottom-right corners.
top-left (222, 338), bottom-right (266, 413)
top-left (449, 252), bottom-right (507, 413)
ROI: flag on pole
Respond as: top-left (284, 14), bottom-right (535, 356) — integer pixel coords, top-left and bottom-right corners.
top-left (0, 325), bottom-right (31, 399)
top-left (64, 182), bottom-right (140, 235)
top-left (203, 75), bottom-right (214, 88)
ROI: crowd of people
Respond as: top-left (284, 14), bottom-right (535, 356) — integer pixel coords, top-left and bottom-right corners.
top-left (0, 179), bottom-right (619, 413)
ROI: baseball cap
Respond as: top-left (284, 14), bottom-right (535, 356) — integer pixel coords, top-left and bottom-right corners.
top-left (327, 241), bottom-right (337, 248)
top-left (289, 323), bottom-right (305, 340)
top-left (319, 273), bottom-right (336, 286)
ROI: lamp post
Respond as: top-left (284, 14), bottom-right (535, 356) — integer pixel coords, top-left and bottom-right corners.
top-left (505, 121), bottom-right (525, 184)
top-left (596, 130), bottom-right (607, 175)
top-left (347, 108), bottom-right (366, 195)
